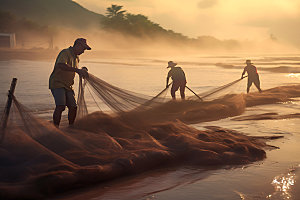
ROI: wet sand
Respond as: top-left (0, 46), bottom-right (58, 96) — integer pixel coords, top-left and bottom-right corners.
top-left (2, 83), bottom-right (300, 199)
top-left (1, 54), bottom-right (300, 199)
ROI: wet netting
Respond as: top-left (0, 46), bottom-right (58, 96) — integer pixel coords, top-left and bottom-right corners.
top-left (76, 73), bottom-right (245, 118)
top-left (2, 74), bottom-right (300, 199)
top-left (189, 77), bottom-right (246, 101)
top-left (77, 73), bottom-right (173, 118)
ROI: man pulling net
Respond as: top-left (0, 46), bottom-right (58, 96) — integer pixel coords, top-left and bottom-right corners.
top-left (49, 38), bottom-right (90, 128)
top-left (241, 60), bottom-right (262, 93)
top-left (166, 61), bottom-right (187, 100)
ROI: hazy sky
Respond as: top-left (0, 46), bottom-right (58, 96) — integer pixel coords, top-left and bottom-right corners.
top-left (74, 0), bottom-right (300, 45)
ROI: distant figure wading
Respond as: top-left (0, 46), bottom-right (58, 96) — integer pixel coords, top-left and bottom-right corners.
top-left (49, 38), bottom-right (90, 127)
top-left (166, 61), bottom-right (187, 100)
top-left (241, 60), bottom-right (262, 93)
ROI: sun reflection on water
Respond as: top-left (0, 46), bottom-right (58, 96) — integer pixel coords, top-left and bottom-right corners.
top-left (286, 73), bottom-right (300, 79)
top-left (267, 167), bottom-right (297, 199)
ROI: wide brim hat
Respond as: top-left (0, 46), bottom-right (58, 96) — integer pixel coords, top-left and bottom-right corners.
top-left (245, 60), bottom-right (253, 64)
top-left (167, 61), bottom-right (177, 68)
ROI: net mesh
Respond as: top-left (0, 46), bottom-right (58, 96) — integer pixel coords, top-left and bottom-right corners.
top-left (189, 77), bottom-right (245, 101)
top-left (0, 95), bottom-right (58, 141)
top-left (0, 75), bottom-right (275, 199)
top-left (0, 73), bottom-right (245, 140)
top-left (77, 73), bottom-right (171, 118)
top-left (77, 73), bottom-right (245, 118)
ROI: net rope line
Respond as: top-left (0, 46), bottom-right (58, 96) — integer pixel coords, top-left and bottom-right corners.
top-left (86, 83), bottom-right (102, 112)
top-left (190, 76), bottom-right (247, 101)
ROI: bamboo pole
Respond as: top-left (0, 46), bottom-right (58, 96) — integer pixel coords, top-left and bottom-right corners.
top-left (141, 82), bottom-right (172, 107)
top-left (186, 85), bottom-right (203, 101)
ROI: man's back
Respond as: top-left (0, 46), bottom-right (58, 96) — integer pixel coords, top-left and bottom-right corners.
top-left (168, 67), bottom-right (186, 81)
top-left (244, 65), bottom-right (258, 78)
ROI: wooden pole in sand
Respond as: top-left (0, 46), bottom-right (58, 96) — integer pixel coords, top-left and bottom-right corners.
top-left (141, 82), bottom-right (172, 107)
top-left (1, 78), bottom-right (17, 131)
top-left (186, 86), bottom-right (203, 101)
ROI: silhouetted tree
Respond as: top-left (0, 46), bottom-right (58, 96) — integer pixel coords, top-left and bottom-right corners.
top-left (102, 5), bottom-right (188, 40)
top-left (106, 4), bottom-right (126, 19)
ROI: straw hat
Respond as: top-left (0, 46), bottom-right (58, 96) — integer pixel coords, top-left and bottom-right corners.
top-left (245, 60), bottom-right (253, 64)
top-left (167, 61), bottom-right (177, 68)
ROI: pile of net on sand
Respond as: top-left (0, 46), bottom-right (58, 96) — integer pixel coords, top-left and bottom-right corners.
top-left (0, 102), bottom-right (267, 199)
top-left (1, 74), bottom-right (300, 199)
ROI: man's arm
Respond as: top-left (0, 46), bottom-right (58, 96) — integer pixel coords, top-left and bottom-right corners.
top-left (166, 76), bottom-right (170, 88)
top-left (56, 63), bottom-right (77, 72)
top-left (182, 70), bottom-right (187, 82)
top-left (166, 70), bottom-right (172, 88)
top-left (57, 63), bottom-right (88, 78)
top-left (241, 68), bottom-right (246, 79)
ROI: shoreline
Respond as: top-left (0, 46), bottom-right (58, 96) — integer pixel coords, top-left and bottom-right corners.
top-left (0, 48), bottom-right (196, 61)
top-left (2, 48), bottom-right (300, 62)
top-left (0, 48), bottom-right (59, 61)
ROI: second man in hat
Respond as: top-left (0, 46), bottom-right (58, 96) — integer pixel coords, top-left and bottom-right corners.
top-left (166, 61), bottom-right (187, 100)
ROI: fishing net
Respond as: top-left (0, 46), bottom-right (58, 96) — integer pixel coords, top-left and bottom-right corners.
top-left (76, 73), bottom-right (172, 118)
top-left (0, 94), bottom-right (58, 144)
top-left (76, 72), bottom-right (245, 118)
top-left (1, 75), bottom-right (291, 199)
top-left (189, 77), bottom-right (245, 101)
top-left (0, 73), bottom-right (244, 141)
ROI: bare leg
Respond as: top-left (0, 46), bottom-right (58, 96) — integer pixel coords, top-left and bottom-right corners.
top-left (180, 84), bottom-right (186, 100)
top-left (53, 105), bottom-right (65, 127)
top-left (68, 106), bottom-right (77, 125)
top-left (171, 84), bottom-right (178, 100)
top-left (247, 79), bottom-right (252, 93)
top-left (171, 91), bottom-right (176, 100)
top-left (254, 80), bottom-right (262, 93)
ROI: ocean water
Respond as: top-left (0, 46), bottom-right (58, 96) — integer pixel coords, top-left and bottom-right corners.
top-left (1, 54), bottom-right (300, 200)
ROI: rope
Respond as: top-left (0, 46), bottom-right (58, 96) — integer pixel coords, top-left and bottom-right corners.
top-left (201, 77), bottom-right (247, 99)
top-left (86, 83), bottom-right (102, 111)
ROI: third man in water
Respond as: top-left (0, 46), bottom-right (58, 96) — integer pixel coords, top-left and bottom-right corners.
top-left (241, 59), bottom-right (262, 93)
top-left (166, 61), bottom-right (187, 100)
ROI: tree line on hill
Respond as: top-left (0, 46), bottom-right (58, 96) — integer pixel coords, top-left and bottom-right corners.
top-left (102, 5), bottom-right (187, 41)
top-left (101, 5), bottom-right (240, 49)
top-left (0, 3), bottom-right (240, 50)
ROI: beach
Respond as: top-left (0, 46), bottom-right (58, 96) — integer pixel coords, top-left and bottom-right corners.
top-left (1, 54), bottom-right (300, 199)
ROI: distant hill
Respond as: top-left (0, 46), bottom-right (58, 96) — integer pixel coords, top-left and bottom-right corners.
top-left (0, 0), bottom-right (242, 50)
top-left (0, 0), bottom-right (105, 29)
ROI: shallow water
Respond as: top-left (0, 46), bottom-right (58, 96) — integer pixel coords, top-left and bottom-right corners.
top-left (1, 54), bottom-right (300, 199)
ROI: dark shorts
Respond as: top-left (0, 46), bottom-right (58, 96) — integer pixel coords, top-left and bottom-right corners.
top-left (171, 80), bottom-right (186, 99)
top-left (171, 80), bottom-right (186, 91)
top-left (248, 76), bottom-right (260, 88)
top-left (51, 88), bottom-right (77, 107)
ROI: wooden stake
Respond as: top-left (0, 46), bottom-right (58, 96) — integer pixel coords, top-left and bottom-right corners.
top-left (1, 78), bottom-right (17, 131)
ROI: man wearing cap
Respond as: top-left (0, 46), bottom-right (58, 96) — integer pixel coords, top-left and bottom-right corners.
top-left (241, 59), bottom-right (262, 93)
top-left (166, 61), bottom-right (187, 100)
top-left (49, 38), bottom-right (91, 127)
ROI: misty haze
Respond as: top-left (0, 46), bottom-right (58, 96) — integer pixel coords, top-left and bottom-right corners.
top-left (1, 1), bottom-right (300, 200)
